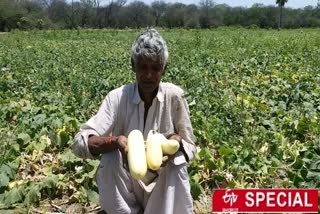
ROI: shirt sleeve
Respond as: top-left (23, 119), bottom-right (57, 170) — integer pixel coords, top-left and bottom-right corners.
top-left (173, 92), bottom-right (197, 163)
top-left (72, 95), bottom-right (116, 159)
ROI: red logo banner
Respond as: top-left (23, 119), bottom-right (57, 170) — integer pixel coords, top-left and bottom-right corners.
top-left (212, 189), bottom-right (318, 213)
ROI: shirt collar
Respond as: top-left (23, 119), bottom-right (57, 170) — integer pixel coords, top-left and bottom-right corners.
top-left (132, 82), bottom-right (164, 104)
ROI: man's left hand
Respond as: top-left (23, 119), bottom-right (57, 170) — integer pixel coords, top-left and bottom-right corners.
top-left (167, 133), bottom-right (182, 142)
top-left (161, 133), bottom-right (183, 167)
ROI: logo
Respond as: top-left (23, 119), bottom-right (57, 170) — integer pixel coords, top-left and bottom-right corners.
top-left (222, 189), bottom-right (238, 206)
top-left (212, 189), bottom-right (318, 213)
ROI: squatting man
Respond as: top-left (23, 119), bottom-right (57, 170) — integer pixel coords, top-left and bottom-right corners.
top-left (72, 28), bottom-right (197, 214)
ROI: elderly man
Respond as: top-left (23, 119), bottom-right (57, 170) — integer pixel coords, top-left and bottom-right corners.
top-left (72, 29), bottom-right (197, 214)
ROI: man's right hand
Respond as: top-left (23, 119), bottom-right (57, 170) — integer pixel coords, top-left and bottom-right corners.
top-left (116, 135), bottom-right (128, 157)
top-left (88, 135), bottom-right (127, 156)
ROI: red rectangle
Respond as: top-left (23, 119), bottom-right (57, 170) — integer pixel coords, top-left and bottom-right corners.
top-left (212, 189), bottom-right (318, 213)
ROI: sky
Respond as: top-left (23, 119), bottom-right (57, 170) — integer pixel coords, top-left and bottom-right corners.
top-left (124, 0), bottom-right (318, 8)
top-left (69, 0), bottom-right (319, 8)
top-left (143, 0), bottom-right (318, 8)
top-left (122, 0), bottom-right (318, 7)
top-left (193, 0), bottom-right (316, 8)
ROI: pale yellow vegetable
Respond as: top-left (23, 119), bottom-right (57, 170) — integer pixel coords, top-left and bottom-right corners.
top-left (155, 132), bottom-right (167, 142)
top-left (146, 130), bottom-right (163, 170)
top-left (127, 129), bottom-right (147, 180)
top-left (162, 139), bottom-right (180, 155)
top-left (149, 132), bottom-right (180, 155)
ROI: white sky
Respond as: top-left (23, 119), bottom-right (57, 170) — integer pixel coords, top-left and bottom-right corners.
top-left (147, 0), bottom-right (318, 8)
top-left (160, 0), bottom-right (318, 8)
top-left (70, 0), bottom-right (318, 8)
top-left (190, 0), bottom-right (318, 8)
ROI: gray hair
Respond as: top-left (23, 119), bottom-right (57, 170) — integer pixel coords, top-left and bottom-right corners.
top-left (131, 29), bottom-right (168, 69)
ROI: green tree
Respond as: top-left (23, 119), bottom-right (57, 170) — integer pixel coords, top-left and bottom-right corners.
top-left (123, 1), bottom-right (151, 28)
top-left (276, 0), bottom-right (288, 29)
top-left (103, 0), bottom-right (126, 28)
top-left (164, 3), bottom-right (186, 28)
top-left (199, 0), bottom-right (215, 28)
top-left (0, 0), bottom-right (24, 31)
top-left (184, 4), bottom-right (199, 28)
top-left (46, 0), bottom-right (69, 28)
top-left (151, 0), bottom-right (167, 27)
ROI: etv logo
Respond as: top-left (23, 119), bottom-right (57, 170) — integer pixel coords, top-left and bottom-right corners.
top-left (213, 189), bottom-right (319, 213)
top-left (222, 189), bottom-right (238, 206)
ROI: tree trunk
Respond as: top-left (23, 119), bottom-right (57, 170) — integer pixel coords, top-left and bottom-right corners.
top-left (71, 0), bottom-right (75, 29)
top-left (155, 15), bottom-right (159, 26)
top-left (278, 4), bottom-right (282, 30)
top-left (104, 3), bottom-right (112, 27)
top-left (96, 4), bottom-right (101, 28)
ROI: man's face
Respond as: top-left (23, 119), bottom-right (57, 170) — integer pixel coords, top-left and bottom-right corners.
top-left (134, 59), bottom-right (165, 94)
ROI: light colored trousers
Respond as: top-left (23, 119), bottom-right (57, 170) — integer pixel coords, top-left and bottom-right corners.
top-left (96, 150), bottom-right (193, 214)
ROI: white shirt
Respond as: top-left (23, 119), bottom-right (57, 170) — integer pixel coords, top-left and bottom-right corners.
top-left (72, 82), bottom-right (197, 164)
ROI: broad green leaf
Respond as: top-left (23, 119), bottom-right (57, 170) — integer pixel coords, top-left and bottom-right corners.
top-left (192, 174), bottom-right (200, 183)
top-left (218, 146), bottom-right (234, 156)
top-left (17, 133), bottom-right (30, 144)
top-left (0, 164), bottom-right (14, 178)
top-left (205, 158), bottom-right (216, 170)
top-left (309, 158), bottom-right (320, 172)
top-left (59, 149), bottom-right (80, 166)
top-left (24, 186), bottom-right (40, 204)
top-left (59, 131), bottom-right (69, 147)
top-left (86, 189), bottom-right (99, 205)
top-left (4, 186), bottom-right (25, 206)
top-left (0, 173), bottom-right (9, 188)
top-left (0, 193), bottom-right (4, 204)
top-left (40, 175), bottom-right (58, 190)
top-left (190, 178), bottom-right (203, 200)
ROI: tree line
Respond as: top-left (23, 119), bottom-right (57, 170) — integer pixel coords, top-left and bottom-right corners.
top-left (1, 0), bottom-right (320, 31)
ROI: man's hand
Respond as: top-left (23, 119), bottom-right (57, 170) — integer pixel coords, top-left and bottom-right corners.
top-left (116, 135), bottom-right (128, 169)
top-left (160, 155), bottom-right (168, 166)
top-left (88, 135), bottom-right (128, 158)
top-left (116, 135), bottom-right (128, 155)
top-left (160, 133), bottom-right (182, 167)
top-left (167, 133), bottom-right (182, 142)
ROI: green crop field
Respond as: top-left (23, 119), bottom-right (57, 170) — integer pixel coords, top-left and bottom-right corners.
top-left (1, 28), bottom-right (320, 212)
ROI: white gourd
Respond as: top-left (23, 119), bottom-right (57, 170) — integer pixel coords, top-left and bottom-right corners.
top-left (127, 129), bottom-right (147, 180)
top-left (146, 130), bottom-right (163, 170)
top-left (161, 139), bottom-right (180, 155)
